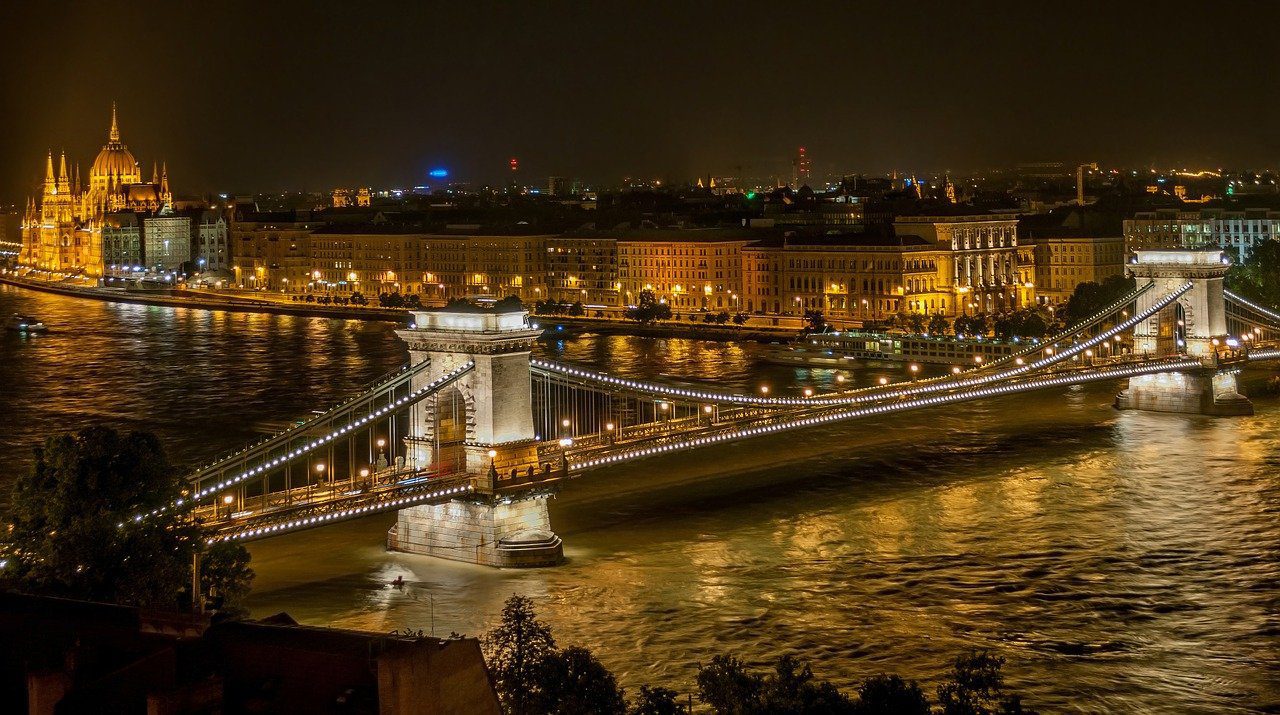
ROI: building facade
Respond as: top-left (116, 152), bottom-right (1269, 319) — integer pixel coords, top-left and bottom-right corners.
top-left (194, 210), bottom-right (230, 272)
top-left (1124, 207), bottom-right (1280, 261)
top-left (101, 212), bottom-right (142, 274)
top-left (895, 215), bottom-right (1031, 314)
top-left (1023, 234), bottom-right (1125, 304)
top-left (616, 228), bottom-right (749, 312)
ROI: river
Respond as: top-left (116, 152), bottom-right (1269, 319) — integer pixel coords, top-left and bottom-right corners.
top-left (1, 283), bottom-right (1277, 713)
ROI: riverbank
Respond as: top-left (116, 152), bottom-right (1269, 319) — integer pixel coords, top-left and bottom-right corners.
top-left (0, 272), bottom-right (805, 342)
top-left (0, 273), bottom-right (411, 322)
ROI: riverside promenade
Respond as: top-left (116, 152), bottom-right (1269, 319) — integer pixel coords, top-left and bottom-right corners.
top-left (0, 271), bottom-right (804, 340)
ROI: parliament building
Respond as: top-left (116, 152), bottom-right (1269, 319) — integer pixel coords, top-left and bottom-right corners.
top-left (20, 104), bottom-right (173, 277)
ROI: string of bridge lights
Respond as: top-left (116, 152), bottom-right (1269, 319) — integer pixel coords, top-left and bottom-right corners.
top-left (1224, 290), bottom-right (1280, 326)
top-left (569, 357), bottom-right (1202, 472)
top-left (207, 483), bottom-right (475, 543)
top-left (189, 360), bottom-right (426, 477)
top-left (112, 363), bottom-right (476, 532)
top-left (191, 362), bottom-right (475, 501)
top-left (534, 282), bottom-right (1192, 412)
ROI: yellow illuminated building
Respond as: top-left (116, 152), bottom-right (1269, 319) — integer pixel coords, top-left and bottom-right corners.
top-left (20, 104), bottom-right (173, 277)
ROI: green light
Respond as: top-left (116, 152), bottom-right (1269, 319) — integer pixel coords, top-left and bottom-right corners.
top-left (746, 191), bottom-right (757, 200)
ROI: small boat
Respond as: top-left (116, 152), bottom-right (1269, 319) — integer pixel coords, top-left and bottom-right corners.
top-left (7, 315), bottom-right (47, 333)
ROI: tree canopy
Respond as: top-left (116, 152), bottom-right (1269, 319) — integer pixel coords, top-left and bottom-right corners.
top-left (2, 426), bottom-right (253, 611)
top-left (1063, 274), bottom-right (1136, 326)
top-left (1226, 240), bottom-right (1280, 308)
top-left (482, 595), bottom-right (1035, 715)
top-left (625, 290), bottom-right (673, 324)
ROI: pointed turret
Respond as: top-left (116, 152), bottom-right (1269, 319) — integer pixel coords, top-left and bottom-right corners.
top-left (151, 162), bottom-right (158, 184)
top-left (109, 101), bottom-right (120, 143)
top-left (57, 151), bottom-right (70, 195)
top-left (45, 151), bottom-right (55, 190)
top-left (160, 162), bottom-right (170, 199)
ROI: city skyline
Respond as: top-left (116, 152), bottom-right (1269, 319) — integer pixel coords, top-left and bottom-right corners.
top-left (5, 2), bottom-right (1280, 202)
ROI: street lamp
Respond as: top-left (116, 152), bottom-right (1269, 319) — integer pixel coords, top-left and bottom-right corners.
top-left (759, 385), bottom-right (770, 395)
top-left (376, 438), bottom-right (388, 470)
top-left (222, 494), bottom-right (234, 520)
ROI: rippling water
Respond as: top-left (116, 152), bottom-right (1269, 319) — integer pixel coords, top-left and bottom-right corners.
top-left (2, 285), bottom-right (1278, 713)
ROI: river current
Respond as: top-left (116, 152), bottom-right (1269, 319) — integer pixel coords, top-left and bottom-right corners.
top-left (1, 284), bottom-right (1277, 713)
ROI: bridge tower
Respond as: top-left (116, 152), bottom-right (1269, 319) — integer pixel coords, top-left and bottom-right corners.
top-left (1115, 249), bottom-right (1252, 415)
top-left (388, 303), bottom-right (563, 567)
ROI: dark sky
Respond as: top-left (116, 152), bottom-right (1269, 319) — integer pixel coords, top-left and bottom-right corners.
top-left (3, 2), bottom-right (1278, 201)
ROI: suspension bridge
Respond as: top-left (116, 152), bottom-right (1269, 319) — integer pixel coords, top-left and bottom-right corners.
top-left (165, 248), bottom-right (1280, 567)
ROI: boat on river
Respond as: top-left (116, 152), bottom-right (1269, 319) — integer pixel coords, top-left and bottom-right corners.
top-left (6, 315), bottom-right (47, 333)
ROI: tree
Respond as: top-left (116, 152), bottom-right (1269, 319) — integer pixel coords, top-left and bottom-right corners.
top-left (803, 310), bottom-right (826, 333)
top-left (625, 290), bottom-right (672, 324)
top-left (2, 427), bottom-right (201, 608)
top-left (905, 313), bottom-right (927, 334)
top-left (697, 655), bottom-right (856, 714)
top-left (1226, 240), bottom-right (1280, 308)
top-left (630, 685), bottom-right (688, 715)
top-left (200, 541), bottom-right (255, 613)
top-left (758, 655), bottom-right (856, 714)
top-left (484, 595), bottom-right (557, 715)
top-left (968, 312), bottom-right (990, 337)
top-left (569, 301), bottom-right (586, 317)
top-left (1063, 274), bottom-right (1136, 326)
top-left (732, 313), bottom-right (749, 325)
top-left (936, 651), bottom-right (1035, 715)
top-left (697, 655), bottom-right (763, 714)
top-left (531, 646), bottom-right (628, 714)
top-left (928, 313), bottom-right (950, 336)
top-left (854, 674), bottom-right (930, 714)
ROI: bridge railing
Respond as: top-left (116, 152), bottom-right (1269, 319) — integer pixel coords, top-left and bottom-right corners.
top-left (188, 362), bottom-right (475, 501)
top-left (564, 356), bottom-right (1203, 473)
top-left (186, 359), bottom-right (430, 480)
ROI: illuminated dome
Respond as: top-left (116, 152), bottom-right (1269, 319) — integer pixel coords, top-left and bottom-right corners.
top-left (88, 104), bottom-right (141, 188)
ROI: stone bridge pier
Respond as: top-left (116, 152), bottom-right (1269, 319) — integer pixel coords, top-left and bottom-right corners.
top-left (1114, 249), bottom-right (1253, 416)
top-left (387, 303), bottom-right (563, 567)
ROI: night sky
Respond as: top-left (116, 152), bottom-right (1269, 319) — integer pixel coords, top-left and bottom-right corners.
top-left (3, 2), bottom-right (1279, 201)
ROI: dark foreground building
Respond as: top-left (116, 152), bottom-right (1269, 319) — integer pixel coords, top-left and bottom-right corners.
top-left (0, 592), bottom-right (499, 714)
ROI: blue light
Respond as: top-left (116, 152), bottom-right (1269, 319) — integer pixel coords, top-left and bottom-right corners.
top-left (428, 168), bottom-right (449, 179)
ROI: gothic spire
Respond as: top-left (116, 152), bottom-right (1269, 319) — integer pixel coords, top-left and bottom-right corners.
top-left (45, 151), bottom-right (55, 187)
top-left (151, 162), bottom-right (158, 184)
top-left (109, 101), bottom-right (120, 143)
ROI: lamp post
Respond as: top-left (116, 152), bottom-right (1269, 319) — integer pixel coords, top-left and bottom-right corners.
top-left (313, 462), bottom-right (326, 500)
top-left (376, 438), bottom-right (388, 471)
top-left (222, 494), bottom-right (234, 520)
